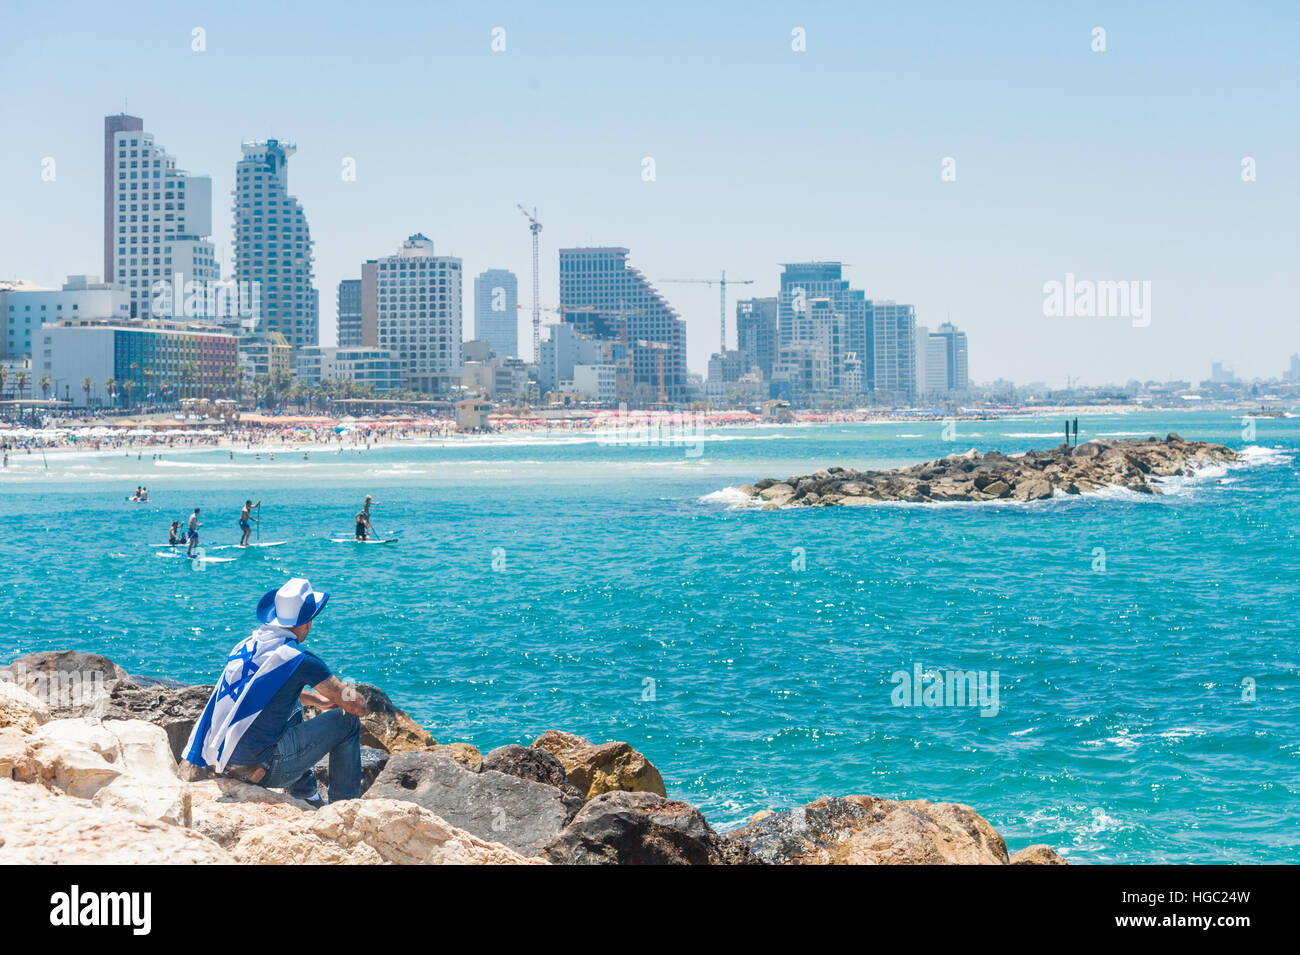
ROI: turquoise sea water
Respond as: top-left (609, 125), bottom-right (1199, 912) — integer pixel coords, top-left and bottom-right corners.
top-left (1, 409), bottom-right (1297, 863)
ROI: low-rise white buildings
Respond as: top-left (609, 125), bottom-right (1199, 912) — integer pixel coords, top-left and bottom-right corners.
top-left (295, 346), bottom-right (405, 393)
top-left (2, 276), bottom-right (130, 359)
top-left (38, 318), bottom-right (238, 407)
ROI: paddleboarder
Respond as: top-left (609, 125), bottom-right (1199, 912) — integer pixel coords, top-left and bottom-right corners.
top-left (354, 495), bottom-right (373, 542)
top-left (239, 499), bottom-right (261, 547)
top-left (186, 507), bottom-right (202, 558)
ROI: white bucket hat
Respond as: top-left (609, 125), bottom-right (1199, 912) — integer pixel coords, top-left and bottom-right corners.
top-left (256, 577), bottom-right (331, 627)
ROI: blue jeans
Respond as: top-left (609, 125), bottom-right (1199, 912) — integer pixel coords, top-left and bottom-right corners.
top-left (259, 708), bottom-right (362, 803)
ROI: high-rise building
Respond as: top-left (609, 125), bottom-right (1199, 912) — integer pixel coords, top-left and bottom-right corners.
top-left (1210, 360), bottom-right (1235, 384)
top-left (361, 233), bottom-right (462, 394)
top-left (1288, 354), bottom-right (1300, 381)
top-left (107, 117), bottom-right (216, 320)
top-left (473, 269), bottom-right (519, 358)
top-left (104, 113), bottom-right (143, 283)
top-left (337, 279), bottom-right (362, 347)
top-left (924, 335), bottom-right (950, 398)
top-left (932, 321), bottom-right (969, 392)
top-left (775, 263), bottom-right (870, 399)
top-left (233, 140), bottom-right (317, 355)
top-left (736, 296), bottom-right (777, 380)
top-left (558, 247), bottom-right (687, 404)
top-left (870, 301), bottom-right (917, 399)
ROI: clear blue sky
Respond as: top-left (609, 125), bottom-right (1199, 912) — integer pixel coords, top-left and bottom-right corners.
top-left (2, 0), bottom-right (1297, 384)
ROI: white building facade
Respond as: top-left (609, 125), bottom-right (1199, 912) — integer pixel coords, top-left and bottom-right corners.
top-left (233, 140), bottom-right (317, 355)
top-left (361, 234), bottom-right (462, 395)
top-left (109, 122), bottom-right (217, 320)
top-left (2, 276), bottom-right (130, 359)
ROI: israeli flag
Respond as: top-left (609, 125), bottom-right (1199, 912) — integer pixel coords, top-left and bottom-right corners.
top-left (183, 625), bottom-right (306, 771)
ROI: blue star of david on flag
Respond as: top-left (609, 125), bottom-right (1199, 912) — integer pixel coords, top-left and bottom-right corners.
top-left (215, 640), bottom-right (259, 704)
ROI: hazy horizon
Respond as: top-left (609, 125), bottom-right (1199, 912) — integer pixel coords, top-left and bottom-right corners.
top-left (2, 0), bottom-right (1296, 385)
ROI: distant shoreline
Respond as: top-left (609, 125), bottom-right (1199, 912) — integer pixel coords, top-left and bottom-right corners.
top-left (0, 402), bottom-right (1290, 458)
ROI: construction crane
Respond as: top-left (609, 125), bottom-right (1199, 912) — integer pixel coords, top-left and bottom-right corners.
top-left (659, 270), bottom-right (754, 353)
top-left (517, 204), bottom-right (542, 362)
top-left (635, 339), bottom-right (671, 405)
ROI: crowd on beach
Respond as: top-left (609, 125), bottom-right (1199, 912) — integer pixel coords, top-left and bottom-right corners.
top-left (0, 405), bottom-right (1036, 461)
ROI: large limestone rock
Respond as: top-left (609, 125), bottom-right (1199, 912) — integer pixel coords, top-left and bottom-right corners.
top-left (0, 727), bottom-right (47, 783)
top-left (0, 680), bottom-right (50, 732)
top-left (25, 718), bottom-right (189, 825)
top-left (1011, 844), bottom-right (1070, 865)
top-left (542, 790), bottom-right (745, 865)
top-left (189, 777), bottom-right (316, 849)
top-left (531, 730), bottom-right (666, 799)
top-left (232, 797), bottom-right (545, 865)
top-left (726, 795), bottom-right (1011, 865)
top-left (2, 650), bottom-right (132, 716)
top-left (365, 751), bottom-right (570, 857)
top-left (88, 682), bottom-right (213, 762)
top-left (91, 720), bottom-right (191, 825)
top-left (26, 719), bottom-right (125, 797)
top-left (0, 778), bottom-right (230, 864)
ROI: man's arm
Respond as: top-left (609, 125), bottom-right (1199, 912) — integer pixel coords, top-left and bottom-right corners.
top-left (309, 676), bottom-right (367, 717)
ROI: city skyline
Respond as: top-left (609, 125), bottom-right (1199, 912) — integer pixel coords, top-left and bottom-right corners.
top-left (2, 1), bottom-right (1297, 384)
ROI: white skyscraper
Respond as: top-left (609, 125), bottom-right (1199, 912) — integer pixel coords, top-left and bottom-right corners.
top-left (107, 119), bottom-right (216, 319)
top-left (361, 234), bottom-right (462, 394)
top-left (233, 140), bottom-right (317, 355)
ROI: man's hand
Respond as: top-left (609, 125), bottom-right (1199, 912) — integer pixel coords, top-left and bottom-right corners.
top-left (299, 689), bottom-right (335, 710)
top-left (314, 675), bottom-right (368, 717)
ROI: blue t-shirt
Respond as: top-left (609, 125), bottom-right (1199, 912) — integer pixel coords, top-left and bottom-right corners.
top-left (228, 649), bottom-right (332, 767)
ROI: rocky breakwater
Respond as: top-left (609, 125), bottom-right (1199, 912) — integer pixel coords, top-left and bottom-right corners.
top-left (737, 434), bottom-right (1237, 508)
top-left (1, 651), bottom-right (1068, 865)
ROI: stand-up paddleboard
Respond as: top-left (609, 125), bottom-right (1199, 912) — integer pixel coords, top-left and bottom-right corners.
top-left (154, 550), bottom-right (237, 563)
top-left (237, 540), bottom-right (289, 549)
top-left (329, 536), bottom-right (399, 544)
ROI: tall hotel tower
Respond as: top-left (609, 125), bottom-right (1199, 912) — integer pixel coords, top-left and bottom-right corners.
top-left (361, 233), bottom-right (462, 395)
top-left (104, 114), bottom-right (217, 318)
top-left (233, 140), bottom-right (318, 353)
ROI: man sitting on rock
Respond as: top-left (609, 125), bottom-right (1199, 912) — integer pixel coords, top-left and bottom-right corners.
top-left (182, 577), bottom-right (368, 805)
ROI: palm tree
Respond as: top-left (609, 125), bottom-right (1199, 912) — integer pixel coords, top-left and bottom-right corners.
top-left (185, 362), bottom-right (200, 400)
top-left (15, 370), bottom-right (29, 401)
top-left (82, 377), bottom-right (93, 408)
top-left (103, 377), bottom-right (117, 409)
top-left (0, 365), bottom-right (8, 401)
top-left (38, 376), bottom-right (51, 401)
top-left (123, 379), bottom-right (135, 408)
